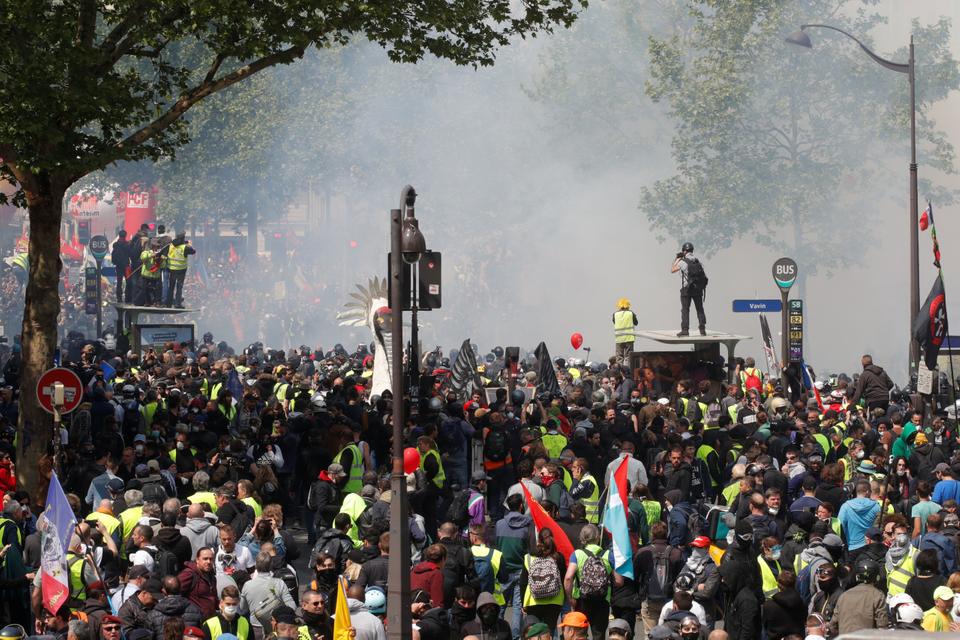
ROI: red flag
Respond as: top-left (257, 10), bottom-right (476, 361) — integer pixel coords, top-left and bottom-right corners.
top-left (920, 204), bottom-right (930, 231)
top-left (521, 481), bottom-right (574, 560)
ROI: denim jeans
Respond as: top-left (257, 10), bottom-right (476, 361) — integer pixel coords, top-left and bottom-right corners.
top-left (500, 569), bottom-right (524, 638)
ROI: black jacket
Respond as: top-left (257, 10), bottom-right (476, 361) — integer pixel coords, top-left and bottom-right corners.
top-left (726, 586), bottom-right (761, 640)
top-left (762, 589), bottom-right (805, 640)
top-left (850, 365), bottom-right (893, 406)
top-left (439, 538), bottom-right (479, 608)
top-left (155, 526), bottom-right (193, 568)
top-left (356, 554), bottom-right (389, 590)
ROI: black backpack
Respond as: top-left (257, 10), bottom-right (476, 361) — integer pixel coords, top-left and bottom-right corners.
top-left (445, 489), bottom-right (473, 528)
top-left (148, 546), bottom-right (181, 578)
top-left (356, 502), bottom-right (387, 540)
top-left (483, 429), bottom-right (509, 462)
top-left (684, 257), bottom-right (708, 289)
top-left (645, 545), bottom-right (675, 602)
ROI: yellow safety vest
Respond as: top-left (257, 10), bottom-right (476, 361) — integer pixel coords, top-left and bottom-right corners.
top-left (721, 481), bottom-right (741, 506)
top-left (84, 511), bottom-right (120, 537)
top-left (167, 243), bottom-right (188, 271)
top-left (273, 381), bottom-right (289, 401)
top-left (642, 499), bottom-right (662, 527)
top-left (11, 253), bottom-right (28, 272)
top-left (219, 402), bottom-right (237, 422)
top-left (614, 310), bottom-right (635, 344)
top-left (696, 444), bottom-right (719, 487)
top-left (0, 517), bottom-right (24, 548)
top-left (812, 433), bottom-right (830, 458)
top-left (67, 553), bottom-right (87, 601)
top-left (541, 433), bottom-right (567, 460)
top-left (572, 543), bottom-right (611, 599)
top-left (188, 491), bottom-right (218, 513)
top-left (205, 615), bottom-right (250, 640)
top-left (119, 506), bottom-right (143, 549)
top-left (560, 467), bottom-right (573, 491)
top-left (887, 547), bottom-right (917, 596)
top-left (471, 544), bottom-right (505, 605)
top-left (210, 382), bottom-right (223, 401)
top-left (339, 493), bottom-right (367, 546)
top-left (758, 557), bottom-right (780, 599)
top-left (334, 443), bottom-right (364, 494)
top-left (169, 446), bottom-right (198, 464)
top-left (141, 401), bottom-right (159, 427)
top-left (580, 472), bottom-right (601, 524)
top-left (140, 250), bottom-right (160, 278)
top-left (242, 496), bottom-right (262, 518)
top-left (522, 554), bottom-right (564, 607)
top-left (420, 449), bottom-right (445, 489)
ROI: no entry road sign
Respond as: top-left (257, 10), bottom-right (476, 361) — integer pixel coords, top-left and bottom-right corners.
top-left (36, 367), bottom-right (83, 414)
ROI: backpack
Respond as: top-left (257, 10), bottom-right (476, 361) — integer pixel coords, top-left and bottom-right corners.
top-left (228, 501), bottom-right (254, 538)
top-left (148, 546), bottom-right (180, 578)
top-left (684, 258), bottom-right (708, 290)
top-left (578, 548), bottom-right (610, 599)
top-left (474, 547), bottom-right (496, 594)
top-left (121, 401), bottom-right (141, 438)
top-left (316, 533), bottom-right (350, 573)
top-left (645, 545), bottom-right (674, 602)
top-left (676, 504), bottom-right (704, 544)
top-left (796, 562), bottom-right (814, 605)
top-left (445, 489), bottom-right (473, 528)
top-left (483, 429), bottom-right (509, 462)
top-left (744, 370), bottom-right (762, 393)
top-left (528, 556), bottom-right (562, 600)
top-left (356, 503), bottom-right (387, 540)
top-left (439, 418), bottom-right (464, 455)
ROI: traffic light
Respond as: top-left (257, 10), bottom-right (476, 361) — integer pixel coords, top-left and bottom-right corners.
top-left (77, 219), bottom-right (91, 244)
top-left (418, 251), bottom-right (441, 309)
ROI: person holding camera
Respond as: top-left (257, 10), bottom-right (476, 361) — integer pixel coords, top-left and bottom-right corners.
top-left (670, 242), bottom-right (708, 337)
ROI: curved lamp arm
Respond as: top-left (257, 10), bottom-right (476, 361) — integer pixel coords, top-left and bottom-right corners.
top-left (800, 24), bottom-right (909, 74)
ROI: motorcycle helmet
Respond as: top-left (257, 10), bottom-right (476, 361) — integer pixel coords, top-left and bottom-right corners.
top-left (674, 573), bottom-right (694, 593)
top-left (510, 389), bottom-right (525, 406)
top-left (681, 242), bottom-right (694, 253)
top-left (853, 557), bottom-right (879, 585)
top-left (0, 625), bottom-right (26, 640)
top-left (894, 602), bottom-right (924, 625)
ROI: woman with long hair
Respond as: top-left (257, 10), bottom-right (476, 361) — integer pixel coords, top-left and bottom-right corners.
top-left (520, 529), bottom-right (567, 635)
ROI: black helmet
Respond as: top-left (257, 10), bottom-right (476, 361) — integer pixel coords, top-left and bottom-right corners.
top-left (681, 242), bottom-right (694, 253)
top-left (853, 557), bottom-right (879, 585)
top-left (510, 388), bottom-right (525, 406)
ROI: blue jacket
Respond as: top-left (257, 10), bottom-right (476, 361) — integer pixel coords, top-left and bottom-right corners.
top-left (837, 497), bottom-right (879, 551)
top-left (917, 531), bottom-right (959, 577)
top-left (668, 503), bottom-right (694, 547)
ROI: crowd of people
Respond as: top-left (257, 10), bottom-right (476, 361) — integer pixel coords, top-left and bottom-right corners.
top-left (1, 338), bottom-right (959, 640)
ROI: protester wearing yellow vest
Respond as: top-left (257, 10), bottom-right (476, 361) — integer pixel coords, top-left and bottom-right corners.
top-left (164, 232), bottom-right (194, 308)
top-left (237, 479), bottom-right (263, 518)
top-left (886, 536), bottom-right (917, 596)
top-left (418, 437), bottom-right (445, 490)
top-left (469, 525), bottom-right (506, 605)
top-left (333, 438), bottom-right (364, 495)
top-left (541, 422), bottom-right (567, 461)
top-left (570, 459), bottom-right (600, 524)
top-left (204, 586), bottom-right (249, 640)
top-left (138, 243), bottom-right (162, 306)
top-left (612, 298), bottom-right (638, 367)
top-left (188, 471), bottom-right (218, 513)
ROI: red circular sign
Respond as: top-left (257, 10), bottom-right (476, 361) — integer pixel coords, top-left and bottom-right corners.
top-left (36, 367), bottom-right (84, 414)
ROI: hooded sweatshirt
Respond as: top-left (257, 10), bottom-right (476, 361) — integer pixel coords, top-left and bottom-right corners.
top-left (410, 562), bottom-right (444, 608)
top-left (892, 423), bottom-right (917, 460)
top-left (344, 598), bottom-right (386, 640)
top-left (797, 543), bottom-right (834, 597)
top-left (495, 511), bottom-right (532, 572)
top-left (181, 517), bottom-right (220, 557)
top-left (837, 497), bottom-right (880, 551)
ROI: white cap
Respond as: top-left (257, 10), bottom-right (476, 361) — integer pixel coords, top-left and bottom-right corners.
top-left (657, 397), bottom-right (670, 406)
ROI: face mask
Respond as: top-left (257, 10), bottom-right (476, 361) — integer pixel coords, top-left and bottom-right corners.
top-left (770, 546), bottom-right (782, 561)
top-left (855, 450), bottom-right (865, 460)
top-left (176, 441), bottom-right (185, 450)
top-left (768, 507), bottom-right (779, 516)
top-left (897, 469), bottom-right (907, 477)
top-left (222, 605), bottom-right (238, 619)
top-left (151, 430), bottom-right (160, 440)
top-left (302, 611), bottom-right (325, 625)
top-left (665, 503), bottom-right (672, 513)
top-left (479, 608), bottom-right (499, 626)
top-left (135, 445), bottom-right (144, 455)
top-left (682, 632), bottom-right (699, 640)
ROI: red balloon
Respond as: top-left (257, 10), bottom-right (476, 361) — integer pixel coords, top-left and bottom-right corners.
top-left (403, 447), bottom-right (421, 474)
top-left (570, 332), bottom-right (583, 350)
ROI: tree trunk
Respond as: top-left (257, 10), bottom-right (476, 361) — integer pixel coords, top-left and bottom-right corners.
top-left (16, 171), bottom-right (68, 505)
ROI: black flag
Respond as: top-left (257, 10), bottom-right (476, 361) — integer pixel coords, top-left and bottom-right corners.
top-left (912, 274), bottom-right (948, 370)
top-left (449, 339), bottom-right (482, 400)
top-left (534, 341), bottom-right (561, 396)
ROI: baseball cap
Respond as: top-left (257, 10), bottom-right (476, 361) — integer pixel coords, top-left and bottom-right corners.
top-left (133, 434), bottom-right (147, 443)
top-left (327, 463), bottom-right (346, 479)
top-left (936, 463), bottom-right (951, 474)
top-left (102, 615), bottom-right (123, 625)
top-left (183, 628), bottom-right (204, 639)
top-left (934, 586), bottom-right (955, 602)
top-left (690, 535), bottom-right (711, 548)
top-left (560, 612), bottom-right (588, 629)
top-left (106, 478), bottom-right (125, 493)
top-left (472, 470), bottom-right (492, 483)
top-left (146, 459), bottom-right (160, 472)
top-left (608, 619), bottom-right (632, 635)
top-left (127, 565), bottom-right (150, 579)
top-left (649, 625), bottom-right (676, 640)
top-left (657, 397), bottom-right (670, 406)
top-left (360, 485), bottom-right (377, 499)
top-left (525, 623), bottom-right (551, 638)
top-left (823, 533), bottom-right (843, 548)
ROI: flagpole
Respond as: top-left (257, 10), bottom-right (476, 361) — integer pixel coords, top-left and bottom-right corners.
top-left (926, 201), bottom-right (957, 410)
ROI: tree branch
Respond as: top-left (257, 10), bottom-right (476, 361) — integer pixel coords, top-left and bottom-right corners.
top-left (97, 5), bottom-right (186, 74)
top-left (108, 45), bottom-right (305, 163)
top-left (76, 0), bottom-right (97, 49)
top-left (204, 54), bottom-right (226, 85)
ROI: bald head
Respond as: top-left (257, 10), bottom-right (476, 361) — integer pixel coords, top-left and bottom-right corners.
top-left (347, 585), bottom-right (365, 601)
top-left (187, 503), bottom-right (205, 518)
top-left (97, 499), bottom-right (114, 514)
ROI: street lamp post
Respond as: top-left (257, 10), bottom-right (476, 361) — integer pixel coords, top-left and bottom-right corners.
top-left (786, 25), bottom-right (919, 368)
top-left (386, 185), bottom-right (425, 640)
